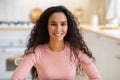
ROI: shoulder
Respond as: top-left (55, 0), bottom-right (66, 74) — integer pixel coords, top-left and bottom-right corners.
top-left (32, 44), bottom-right (45, 57)
top-left (25, 44), bottom-right (45, 58)
top-left (35, 44), bottom-right (46, 53)
top-left (27, 44), bottom-right (45, 54)
top-left (24, 44), bottom-right (46, 64)
top-left (34, 44), bottom-right (46, 60)
top-left (77, 50), bottom-right (92, 64)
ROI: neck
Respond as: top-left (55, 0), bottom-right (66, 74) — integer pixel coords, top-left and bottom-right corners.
top-left (48, 40), bottom-right (65, 52)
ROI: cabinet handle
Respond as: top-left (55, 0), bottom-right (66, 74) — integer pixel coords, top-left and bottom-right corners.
top-left (117, 42), bottom-right (120, 45)
top-left (116, 56), bottom-right (120, 59)
top-left (96, 35), bottom-right (100, 38)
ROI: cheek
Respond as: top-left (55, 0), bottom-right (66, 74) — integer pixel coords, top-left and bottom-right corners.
top-left (64, 27), bottom-right (68, 34)
top-left (48, 26), bottom-right (53, 33)
top-left (48, 27), bottom-right (52, 36)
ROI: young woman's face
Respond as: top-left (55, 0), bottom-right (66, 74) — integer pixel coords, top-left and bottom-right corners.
top-left (48, 12), bottom-right (68, 41)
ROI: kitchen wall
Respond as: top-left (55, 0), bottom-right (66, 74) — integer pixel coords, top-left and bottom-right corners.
top-left (0, 0), bottom-right (106, 24)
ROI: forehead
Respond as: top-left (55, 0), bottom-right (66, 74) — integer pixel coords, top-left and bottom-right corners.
top-left (48, 12), bottom-right (67, 22)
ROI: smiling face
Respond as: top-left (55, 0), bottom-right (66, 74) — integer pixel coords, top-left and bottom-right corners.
top-left (48, 12), bottom-right (68, 42)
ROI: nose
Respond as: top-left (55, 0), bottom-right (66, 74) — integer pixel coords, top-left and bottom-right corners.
top-left (55, 25), bottom-right (61, 32)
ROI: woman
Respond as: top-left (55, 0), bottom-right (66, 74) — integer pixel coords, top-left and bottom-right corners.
top-left (11, 5), bottom-right (101, 80)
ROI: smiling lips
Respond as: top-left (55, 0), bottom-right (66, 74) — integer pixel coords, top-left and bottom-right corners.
top-left (53, 33), bottom-right (63, 37)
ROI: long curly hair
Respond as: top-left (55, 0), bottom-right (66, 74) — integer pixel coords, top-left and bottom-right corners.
top-left (25, 5), bottom-right (94, 79)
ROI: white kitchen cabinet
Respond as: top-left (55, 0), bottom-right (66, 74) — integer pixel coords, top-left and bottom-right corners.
top-left (0, 29), bottom-right (31, 79)
top-left (82, 30), bottom-right (120, 80)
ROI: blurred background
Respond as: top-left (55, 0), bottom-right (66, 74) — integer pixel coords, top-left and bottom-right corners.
top-left (0, 0), bottom-right (120, 80)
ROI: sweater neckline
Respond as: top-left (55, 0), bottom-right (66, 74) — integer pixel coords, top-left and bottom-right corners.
top-left (44, 43), bottom-right (68, 55)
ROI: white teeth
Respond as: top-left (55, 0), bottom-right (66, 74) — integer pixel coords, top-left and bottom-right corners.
top-left (54, 33), bottom-right (62, 37)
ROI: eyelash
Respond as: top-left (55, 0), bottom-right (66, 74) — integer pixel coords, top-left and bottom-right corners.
top-left (61, 23), bottom-right (66, 26)
top-left (51, 24), bottom-right (56, 26)
top-left (51, 23), bottom-right (66, 26)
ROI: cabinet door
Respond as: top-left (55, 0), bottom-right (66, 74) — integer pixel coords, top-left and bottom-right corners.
top-left (108, 40), bottom-right (120, 80)
top-left (82, 30), bottom-right (120, 80)
top-left (82, 30), bottom-right (110, 80)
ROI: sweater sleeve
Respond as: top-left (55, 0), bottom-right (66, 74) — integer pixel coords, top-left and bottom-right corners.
top-left (78, 51), bottom-right (102, 80)
top-left (10, 53), bottom-right (36, 80)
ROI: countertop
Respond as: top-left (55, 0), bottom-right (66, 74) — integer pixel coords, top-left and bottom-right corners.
top-left (80, 24), bottom-right (120, 42)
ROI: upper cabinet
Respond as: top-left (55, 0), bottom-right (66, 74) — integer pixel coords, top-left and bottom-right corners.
top-left (106, 0), bottom-right (120, 26)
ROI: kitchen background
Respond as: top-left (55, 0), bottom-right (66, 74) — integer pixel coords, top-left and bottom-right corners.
top-left (0, 0), bottom-right (106, 24)
top-left (0, 0), bottom-right (120, 80)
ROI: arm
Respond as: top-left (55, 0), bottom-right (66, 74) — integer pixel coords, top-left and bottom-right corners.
top-left (79, 52), bottom-right (101, 80)
top-left (10, 53), bottom-right (36, 80)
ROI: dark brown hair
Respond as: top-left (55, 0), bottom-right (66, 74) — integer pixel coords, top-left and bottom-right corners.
top-left (25, 5), bottom-right (93, 79)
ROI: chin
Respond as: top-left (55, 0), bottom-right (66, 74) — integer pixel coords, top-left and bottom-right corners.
top-left (54, 37), bottom-right (64, 41)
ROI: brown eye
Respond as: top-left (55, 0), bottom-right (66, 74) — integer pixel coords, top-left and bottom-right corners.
top-left (51, 23), bottom-right (57, 26)
top-left (61, 23), bottom-right (66, 26)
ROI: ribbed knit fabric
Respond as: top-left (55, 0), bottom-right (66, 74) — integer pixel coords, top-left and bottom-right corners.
top-left (10, 43), bottom-right (101, 80)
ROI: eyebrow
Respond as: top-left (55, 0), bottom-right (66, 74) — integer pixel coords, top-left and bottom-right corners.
top-left (49, 21), bottom-right (67, 23)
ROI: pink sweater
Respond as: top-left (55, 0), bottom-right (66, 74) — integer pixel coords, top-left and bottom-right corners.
top-left (10, 43), bottom-right (101, 80)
